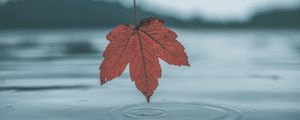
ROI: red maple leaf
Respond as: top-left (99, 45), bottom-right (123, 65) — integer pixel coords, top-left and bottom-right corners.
top-left (100, 17), bottom-right (189, 102)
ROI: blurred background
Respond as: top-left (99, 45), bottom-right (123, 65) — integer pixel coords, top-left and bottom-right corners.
top-left (0, 0), bottom-right (300, 120)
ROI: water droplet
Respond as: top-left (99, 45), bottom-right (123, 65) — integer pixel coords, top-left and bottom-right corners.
top-left (4, 104), bottom-right (14, 110)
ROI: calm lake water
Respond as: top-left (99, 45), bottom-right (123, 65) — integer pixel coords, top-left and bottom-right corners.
top-left (0, 29), bottom-right (300, 120)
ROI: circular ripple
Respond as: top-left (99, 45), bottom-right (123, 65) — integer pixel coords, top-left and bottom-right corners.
top-left (108, 103), bottom-right (245, 120)
top-left (124, 108), bottom-right (168, 118)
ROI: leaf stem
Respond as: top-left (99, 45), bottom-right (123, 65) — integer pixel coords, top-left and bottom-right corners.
top-left (134, 0), bottom-right (138, 27)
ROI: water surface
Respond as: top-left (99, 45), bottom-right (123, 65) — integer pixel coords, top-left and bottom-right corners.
top-left (0, 29), bottom-right (300, 120)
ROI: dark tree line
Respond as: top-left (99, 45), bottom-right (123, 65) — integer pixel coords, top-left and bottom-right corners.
top-left (0, 0), bottom-right (299, 29)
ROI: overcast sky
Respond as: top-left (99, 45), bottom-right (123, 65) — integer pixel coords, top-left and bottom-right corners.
top-left (1, 0), bottom-right (299, 21)
top-left (112, 0), bottom-right (300, 21)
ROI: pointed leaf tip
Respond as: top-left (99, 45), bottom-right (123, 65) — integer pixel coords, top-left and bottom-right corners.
top-left (146, 96), bottom-right (150, 103)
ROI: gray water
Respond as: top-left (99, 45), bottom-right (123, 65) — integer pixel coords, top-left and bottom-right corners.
top-left (0, 29), bottom-right (300, 120)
